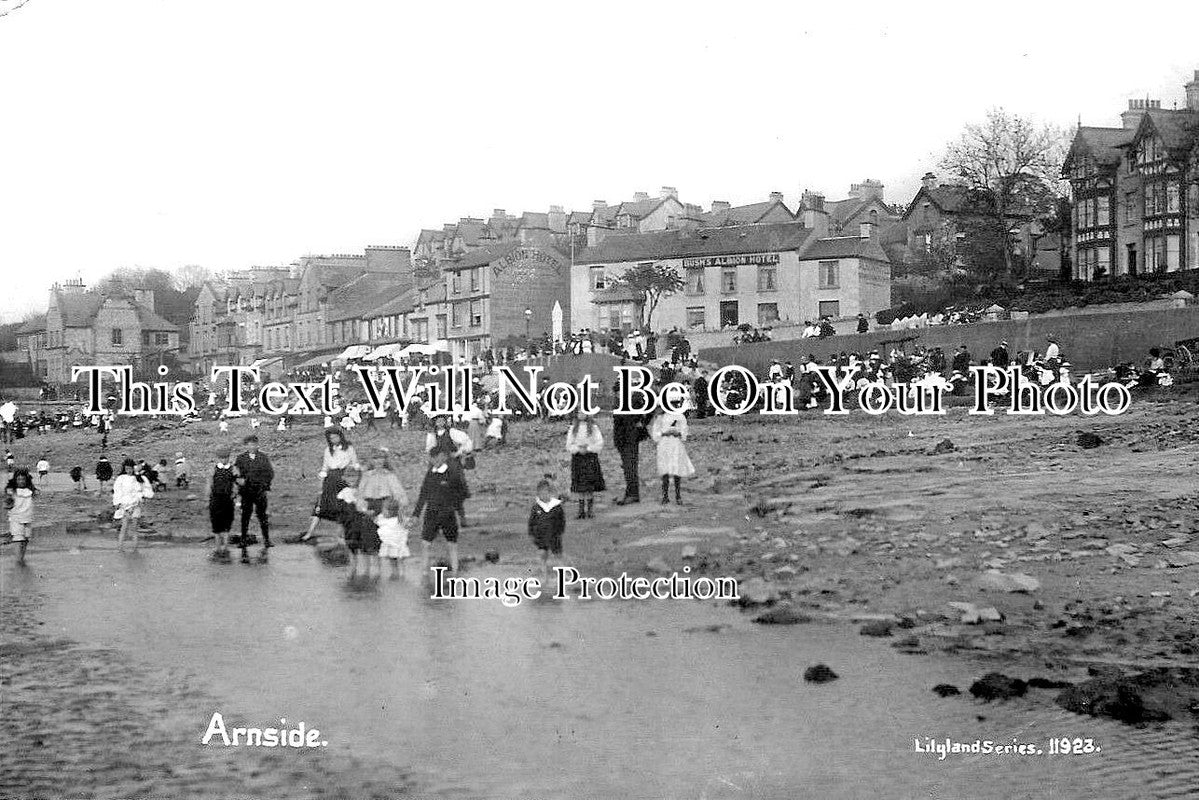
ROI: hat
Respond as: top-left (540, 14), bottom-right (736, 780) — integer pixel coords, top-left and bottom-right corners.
top-left (1000, 341), bottom-right (1008, 346)
top-left (243, 434), bottom-right (258, 443)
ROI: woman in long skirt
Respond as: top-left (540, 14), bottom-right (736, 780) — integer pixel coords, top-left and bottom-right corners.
top-left (300, 428), bottom-right (359, 541)
top-left (650, 407), bottom-right (694, 505)
top-left (566, 411), bottom-right (605, 519)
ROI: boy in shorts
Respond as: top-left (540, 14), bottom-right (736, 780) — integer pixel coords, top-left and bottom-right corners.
top-left (412, 450), bottom-right (468, 574)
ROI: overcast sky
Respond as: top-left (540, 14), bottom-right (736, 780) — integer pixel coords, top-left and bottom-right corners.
top-left (2, 0), bottom-right (1198, 321)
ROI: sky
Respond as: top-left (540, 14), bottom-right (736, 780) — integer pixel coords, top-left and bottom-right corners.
top-left (2, 0), bottom-right (1198, 322)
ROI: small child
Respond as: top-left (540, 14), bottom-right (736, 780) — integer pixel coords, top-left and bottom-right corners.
top-left (69, 465), bottom-right (85, 492)
top-left (36, 455), bottom-right (49, 478)
top-left (375, 498), bottom-right (411, 579)
top-left (4, 450), bottom-right (13, 472)
top-left (650, 408), bottom-right (696, 505)
top-left (95, 455), bottom-right (113, 491)
top-left (154, 459), bottom-right (169, 491)
top-left (337, 466), bottom-right (381, 577)
top-left (484, 413), bottom-right (505, 449)
top-left (528, 478), bottom-right (565, 573)
top-left (5, 468), bottom-right (36, 565)
top-left (113, 458), bottom-right (153, 551)
top-left (174, 452), bottom-right (189, 489)
top-left (276, 416), bottom-right (287, 433)
top-left (207, 446), bottom-right (236, 562)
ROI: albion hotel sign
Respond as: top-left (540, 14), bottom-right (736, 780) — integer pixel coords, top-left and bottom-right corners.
top-left (679, 253), bottom-right (781, 268)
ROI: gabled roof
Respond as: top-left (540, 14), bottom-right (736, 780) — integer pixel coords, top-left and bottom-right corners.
top-left (826, 196), bottom-right (895, 227)
top-left (135, 305), bottom-right (180, 332)
top-left (1123, 108), bottom-right (1199, 153)
top-left (1066, 126), bottom-right (1130, 170)
top-left (363, 287), bottom-right (417, 319)
top-left (800, 236), bottom-right (890, 263)
top-left (614, 196), bottom-right (678, 221)
top-left (325, 274), bottom-right (407, 322)
top-left (452, 218), bottom-right (488, 247)
top-left (695, 200), bottom-right (794, 227)
top-left (52, 292), bottom-right (106, 327)
top-left (574, 221), bottom-right (814, 265)
top-left (567, 211), bottom-right (593, 226)
top-left (518, 212), bottom-right (550, 231)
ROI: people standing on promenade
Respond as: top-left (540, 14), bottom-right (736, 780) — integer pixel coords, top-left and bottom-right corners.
top-left (359, 448), bottom-right (408, 516)
top-left (650, 405), bottom-right (695, 506)
top-left (113, 457), bottom-right (152, 551)
top-left (566, 411), bottom-right (605, 519)
top-left (528, 477), bottom-right (565, 574)
top-left (95, 455), bottom-right (113, 492)
top-left (207, 445), bottom-right (236, 563)
top-left (425, 413), bottom-right (472, 528)
top-left (301, 429), bottom-right (359, 543)
top-left (234, 434), bottom-right (274, 562)
top-left (5, 468), bottom-right (36, 565)
top-left (412, 449), bottom-right (469, 575)
top-left (990, 341), bottom-right (1011, 369)
top-left (611, 380), bottom-right (651, 505)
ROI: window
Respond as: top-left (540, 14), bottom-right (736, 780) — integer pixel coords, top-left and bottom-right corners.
top-left (721, 268), bottom-right (737, 293)
top-left (451, 303), bottom-right (462, 328)
top-left (1125, 192), bottom-right (1136, 223)
top-left (757, 264), bottom-right (776, 291)
top-left (1097, 196), bottom-right (1110, 226)
top-left (666, 215), bottom-right (677, 228)
top-left (436, 315), bottom-right (447, 339)
top-left (922, 203), bottom-right (932, 224)
top-left (451, 272), bottom-right (461, 294)
top-left (818, 300), bottom-right (840, 318)
top-left (607, 308), bottom-right (621, 330)
top-left (818, 260), bottom-right (839, 289)
top-left (1167, 235), bottom-right (1181, 272)
top-left (470, 268), bottom-right (481, 292)
top-left (686, 268), bottom-right (705, 294)
top-left (757, 303), bottom-right (779, 325)
top-left (1167, 182), bottom-right (1181, 214)
top-left (155, 333), bottom-right (169, 346)
top-left (590, 267), bottom-right (606, 291)
top-left (719, 300), bottom-right (739, 328)
top-left (686, 306), bottom-right (706, 330)
top-left (111, 328), bottom-right (123, 346)
top-left (470, 300), bottom-right (483, 327)
top-left (1096, 247), bottom-right (1111, 278)
top-left (142, 331), bottom-right (151, 346)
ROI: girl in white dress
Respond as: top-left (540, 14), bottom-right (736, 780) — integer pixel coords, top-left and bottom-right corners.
top-left (650, 409), bottom-right (695, 505)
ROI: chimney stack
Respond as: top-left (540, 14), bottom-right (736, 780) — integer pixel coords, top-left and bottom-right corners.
top-left (492, 208), bottom-right (507, 218)
top-left (633, 191), bottom-right (649, 202)
top-left (592, 200), bottom-right (607, 211)
top-left (849, 179), bottom-right (885, 201)
top-left (1121, 97), bottom-right (1161, 129)
top-left (800, 191), bottom-right (829, 237)
top-left (769, 191), bottom-right (784, 203)
top-left (711, 200), bottom-right (731, 212)
top-left (921, 172), bottom-right (937, 191)
top-left (660, 186), bottom-right (678, 199)
top-left (1187, 70), bottom-right (1199, 111)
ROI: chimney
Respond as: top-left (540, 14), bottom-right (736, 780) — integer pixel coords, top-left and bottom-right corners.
top-left (1121, 98), bottom-right (1160, 129)
top-left (1187, 70), bottom-right (1199, 111)
top-left (492, 208), bottom-right (507, 219)
top-left (660, 186), bottom-right (678, 199)
top-left (849, 179), bottom-right (885, 201)
top-left (633, 191), bottom-right (649, 202)
top-left (800, 192), bottom-right (829, 237)
top-left (592, 200), bottom-right (607, 212)
top-left (921, 172), bottom-right (937, 190)
top-left (769, 191), bottom-right (784, 203)
top-left (547, 205), bottom-right (566, 233)
top-left (859, 221), bottom-right (876, 240)
top-left (443, 223), bottom-right (456, 234)
top-left (711, 200), bottom-right (731, 212)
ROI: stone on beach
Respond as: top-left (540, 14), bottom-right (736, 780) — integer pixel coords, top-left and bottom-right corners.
top-left (752, 605), bottom-right (813, 625)
top-left (948, 602), bottom-right (1003, 624)
top-left (969, 673), bottom-right (1027, 701)
top-left (803, 664), bottom-right (839, 684)
top-left (735, 578), bottom-right (780, 607)
top-left (974, 570), bottom-right (1041, 593)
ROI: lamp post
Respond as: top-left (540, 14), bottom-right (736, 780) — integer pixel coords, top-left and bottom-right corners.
top-left (524, 307), bottom-right (532, 350)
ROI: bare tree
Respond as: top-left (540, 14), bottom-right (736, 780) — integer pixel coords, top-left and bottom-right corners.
top-left (940, 109), bottom-right (1068, 280)
top-left (173, 264), bottom-right (212, 290)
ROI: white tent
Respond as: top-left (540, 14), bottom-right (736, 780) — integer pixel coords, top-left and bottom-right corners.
top-left (363, 342), bottom-right (408, 361)
top-left (338, 345), bottom-right (372, 361)
top-left (0, 401), bottom-right (17, 424)
top-left (398, 343), bottom-right (440, 357)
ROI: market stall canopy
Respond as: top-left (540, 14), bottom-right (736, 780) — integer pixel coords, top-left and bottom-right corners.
top-left (248, 357), bottom-right (283, 370)
top-left (398, 341), bottom-right (448, 357)
top-left (294, 353), bottom-right (335, 369)
top-left (363, 343), bottom-right (408, 361)
top-left (338, 345), bottom-right (372, 361)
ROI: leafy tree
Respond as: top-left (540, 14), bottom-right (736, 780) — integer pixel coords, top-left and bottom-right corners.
top-left (940, 108), bottom-right (1068, 280)
top-left (610, 261), bottom-right (684, 331)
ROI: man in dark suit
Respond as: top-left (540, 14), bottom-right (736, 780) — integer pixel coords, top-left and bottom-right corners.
top-left (692, 371), bottom-right (711, 419)
top-left (990, 341), bottom-right (1011, 369)
top-left (234, 434), bottom-right (274, 562)
top-left (611, 379), bottom-right (650, 504)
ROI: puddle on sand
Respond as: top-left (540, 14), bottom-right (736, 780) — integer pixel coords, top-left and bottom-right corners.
top-left (10, 543), bottom-right (1199, 799)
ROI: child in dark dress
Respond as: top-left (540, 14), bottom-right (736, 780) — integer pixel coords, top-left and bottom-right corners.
top-left (69, 465), bottom-right (85, 492)
top-left (337, 466), bottom-right (381, 578)
top-left (208, 446), bottom-right (236, 562)
top-left (528, 478), bottom-right (565, 574)
top-left (95, 456), bottom-right (113, 491)
top-left (412, 450), bottom-right (468, 574)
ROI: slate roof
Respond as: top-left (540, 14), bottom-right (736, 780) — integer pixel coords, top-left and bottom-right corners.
top-left (325, 274), bottom-right (408, 322)
top-left (574, 221), bottom-right (815, 265)
top-left (135, 305), bottom-right (180, 332)
top-left (799, 236), bottom-right (891, 262)
top-left (694, 200), bottom-right (794, 227)
top-left (1073, 126), bottom-right (1131, 166)
top-left (442, 241), bottom-right (524, 270)
top-left (53, 292), bottom-right (106, 327)
top-left (363, 287), bottom-right (417, 319)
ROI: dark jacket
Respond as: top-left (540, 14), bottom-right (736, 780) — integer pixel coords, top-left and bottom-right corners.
top-left (234, 452), bottom-right (274, 492)
top-left (528, 501), bottom-right (566, 546)
top-left (951, 351), bottom-right (971, 373)
top-left (990, 347), bottom-right (1010, 368)
top-left (413, 465), bottom-right (468, 515)
top-left (611, 413), bottom-right (650, 450)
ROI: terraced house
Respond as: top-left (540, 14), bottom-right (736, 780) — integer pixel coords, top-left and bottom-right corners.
top-left (1064, 70), bottom-right (1199, 280)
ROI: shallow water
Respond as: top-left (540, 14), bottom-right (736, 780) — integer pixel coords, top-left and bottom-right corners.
top-left (8, 541), bottom-right (1199, 799)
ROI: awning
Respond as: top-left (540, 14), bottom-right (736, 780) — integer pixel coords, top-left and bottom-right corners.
top-left (398, 343), bottom-right (440, 357)
top-left (294, 353), bottom-right (335, 369)
top-left (248, 356), bottom-right (283, 370)
top-left (363, 342), bottom-right (408, 361)
top-left (338, 345), bottom-right (372, 361)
